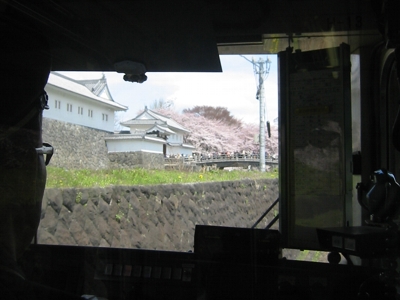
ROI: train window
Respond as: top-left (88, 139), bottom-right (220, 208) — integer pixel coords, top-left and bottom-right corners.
top-left (279, 44), bottom-right (353, 250)
top-left (37, 55), bottom-right (281, 253)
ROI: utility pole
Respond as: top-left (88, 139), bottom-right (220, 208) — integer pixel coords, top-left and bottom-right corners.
top-left (240, 56), bottom-right (271, 172)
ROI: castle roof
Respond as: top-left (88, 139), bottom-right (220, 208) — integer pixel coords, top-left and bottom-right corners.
top-left (47, 72), bottom-right (127, 111)
top-left (121, 107), bottom-right (190, 134)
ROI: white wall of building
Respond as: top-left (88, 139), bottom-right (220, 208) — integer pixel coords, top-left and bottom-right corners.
top-left (44, 84), bottom-right (117, 133)
top-left (167, 146), bottom-right (193, 156)
top-left (167, 134), bottom-right (183, 143)
top-left (106, 138), bottom-right (163, 153)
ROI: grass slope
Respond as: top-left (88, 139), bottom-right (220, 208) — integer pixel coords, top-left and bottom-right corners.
top-left (46, 167), bottom-right (278, 188)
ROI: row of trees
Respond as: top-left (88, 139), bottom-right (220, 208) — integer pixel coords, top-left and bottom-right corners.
top-left (149, 100), bottom-right (278, 156)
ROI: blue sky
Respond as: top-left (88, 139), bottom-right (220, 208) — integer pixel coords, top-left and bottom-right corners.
top-left (62, 54), bottom-right (278, 125)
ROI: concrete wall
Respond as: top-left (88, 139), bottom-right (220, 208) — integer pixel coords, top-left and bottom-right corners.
top-left (38, 179), bottom-right (279, 252)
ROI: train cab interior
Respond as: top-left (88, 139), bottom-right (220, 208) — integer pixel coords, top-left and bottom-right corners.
top-left (1, 0), bottom-right (400, 299)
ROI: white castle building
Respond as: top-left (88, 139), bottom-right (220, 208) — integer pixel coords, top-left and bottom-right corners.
top-left (105, 107), bottom-right (195, 157)
top-left (44, 72), bottom-right (194, 158)
top-left (44, 72), bottom-right (127, 133)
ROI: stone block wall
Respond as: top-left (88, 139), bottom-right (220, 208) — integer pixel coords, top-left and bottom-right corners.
top-left (38, 179), bottom-right (279, 252)
top-left (42, 118), bottom-right (164, 170)
top-left (108, 151), bottom-right (165, 170)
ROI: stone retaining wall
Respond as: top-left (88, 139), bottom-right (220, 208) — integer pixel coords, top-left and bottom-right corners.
top-left (42, 118), bottom-right (164, 170)
top-left (38, 179), bottom-right (279, 252)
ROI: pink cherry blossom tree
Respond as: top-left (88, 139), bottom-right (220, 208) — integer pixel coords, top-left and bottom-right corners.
top-left (155, 108), bottom-right (279, 157)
